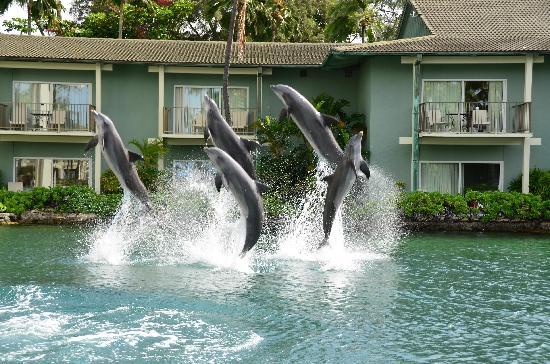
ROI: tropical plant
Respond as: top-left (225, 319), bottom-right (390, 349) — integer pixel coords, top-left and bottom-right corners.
top-left (128, 138), bottom-right (167, 168)
top-left (0, 0), bottom-right (63, 35)
top-left (509, 168), bottom-right (550, 200)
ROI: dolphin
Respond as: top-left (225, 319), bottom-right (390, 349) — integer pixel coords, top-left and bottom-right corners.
top-left (270, 84), bottom-right (370, 178)
top-left (203, 95), bottom-right (260, 190)
top-left (321, 131), bottom-right (366, 247)
top-left (204, 147), bottom-right (268, 257)
top-left (84, 110), bottom-right (151, 210)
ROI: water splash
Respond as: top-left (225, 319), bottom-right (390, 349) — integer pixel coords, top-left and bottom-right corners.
top-left (84, 161), bottom-right (403, 272)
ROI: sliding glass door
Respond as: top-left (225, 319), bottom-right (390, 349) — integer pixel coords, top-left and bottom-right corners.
top-left (420, 161), bottom-right (502, 194)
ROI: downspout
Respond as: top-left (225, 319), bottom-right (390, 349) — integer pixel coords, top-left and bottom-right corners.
top-left (411, 54), bottom-right (422, 191)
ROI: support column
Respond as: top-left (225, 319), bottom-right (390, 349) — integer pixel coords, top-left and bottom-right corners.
top-left (94, 63), bottom-right (102, 193)
top-left (157, 65), bottom-right (165, 170)
top-left (522, 138), bottom-right (531, 193)
top-left (522, 55), bottom-right (534, 193)
top-left (257, 66), bottom-right (263, 118)
top-left (411, 55), bottom-right (422, 191)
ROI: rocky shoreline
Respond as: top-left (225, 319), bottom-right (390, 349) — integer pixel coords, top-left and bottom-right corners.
top-left (1, 211), bottom-right (549, 234)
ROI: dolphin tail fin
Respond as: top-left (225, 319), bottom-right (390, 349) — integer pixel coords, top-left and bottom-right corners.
top-left (241, 138), bottom-right (260, 152)
top-left (278, 107), bottom-right (289, 121)
top-left (359, 160), bottom-right (371, 179)
top-left (321, 113), bottom-right (339, 127)
top-left (214, 173), bottom-right (223, 192)
top-left (84, 135), bottom-right (99, 152)
top-left (319, 237), bottom-right (329, 249)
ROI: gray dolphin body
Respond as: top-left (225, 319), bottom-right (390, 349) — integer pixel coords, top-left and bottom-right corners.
top-left (85, 111), bottom-right (151, 210)
top-left (203, 95), bottom-right (260, 190)
top-left (321, 131), bottom-right (366, 246)
top-left (270, 84), bottom-right (370, 178)
top-left (204, 147), bottom-right (267, 257)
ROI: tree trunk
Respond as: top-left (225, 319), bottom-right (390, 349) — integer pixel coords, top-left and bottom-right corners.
top-left (222, 0), bottom-right (239, 125)
top-left (27, 0), bottom-right (32, 35)
top-left (118, 0), bottom-right (124, 39)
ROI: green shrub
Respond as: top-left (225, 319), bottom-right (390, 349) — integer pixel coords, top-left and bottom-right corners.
top-left (509, 168), bottom-right (550, 200)
top-left (0, 186), bottom-right (121, 218)
top-left (399, 191), bottom-right (546, 222)
top-left (0, 202), bottom-right (6, 212)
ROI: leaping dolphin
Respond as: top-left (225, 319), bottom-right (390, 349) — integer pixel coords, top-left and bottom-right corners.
top-left (203, 95), bottom-right (260, 190)
top-left (321, 131), bottom-right (366, 247)
top-left (85, 110), bottom-right (151, 210)
top-left (204, 147), bottom-right (268, 257)
top-left (270, 84), bottom-right (370, 178)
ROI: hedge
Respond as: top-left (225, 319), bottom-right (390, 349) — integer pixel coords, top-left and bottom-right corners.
top-left (398, 191), bottom-right (550, 222)
top-left (0, 186), bottom-right (122, 217)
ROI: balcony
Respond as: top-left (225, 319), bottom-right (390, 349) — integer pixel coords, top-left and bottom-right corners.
top-left (0, 102), bottom-right (94, 143)
top-left (163, 107), bottom-right (256, 140)
top-left (419, 102), bottom-right (531, 135)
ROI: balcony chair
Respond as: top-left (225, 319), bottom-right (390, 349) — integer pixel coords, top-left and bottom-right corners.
top-left (472, 109), bottom-right (489, 132)
top-left (50, 110), bottom-right (66, 131)
top-left (231, 110), bottom-right (249, 132)
top-left (426, 109), bottom-right (448, 132)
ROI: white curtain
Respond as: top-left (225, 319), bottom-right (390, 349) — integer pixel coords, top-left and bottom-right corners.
top-left (488, 81), bottom-right (503, 131)
top-left (420, 163), bottom-right (459, 194)
top-left (423, 81), bottom-right (462, 131)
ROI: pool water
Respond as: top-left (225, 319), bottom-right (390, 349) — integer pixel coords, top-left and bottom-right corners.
top-left (0, 226), bottom-right (548, 362)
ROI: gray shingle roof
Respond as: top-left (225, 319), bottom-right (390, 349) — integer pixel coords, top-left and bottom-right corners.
top-left (0, 34), bottom-right (334, 66)
top-left (334, 0), bottom-right (550, 54)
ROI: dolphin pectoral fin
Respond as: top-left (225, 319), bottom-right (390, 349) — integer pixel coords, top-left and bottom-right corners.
top-left (360, 160), bottom-right (371, 179)
top-left (241, 138), bottom-right (261, 152)
top-left (255, 181), bottom-right (270, 194)
top-left (321, 113), bottom-right (340, 127)
top-left (84, 135), bottom-right (99, 152)
top-left (204, 126), bottom-right (210, 143)
top-left (214, 173), bottom-right (223, 192)
top-left (278, 107), bottom-right (289, 121)
top-left (128, 151), bottom-right (144, 163)
top-left (322, 173), bottom-right (335, 184)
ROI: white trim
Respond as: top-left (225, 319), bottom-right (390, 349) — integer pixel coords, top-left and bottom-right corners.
top-left (401, 56), bottom-right (545, 64)
top-left (0, 61), bottom-right (113, 71)
top-left (419, 160), bottom-right (504, 193)
top-left (13, 157), bottom-right (93, 188)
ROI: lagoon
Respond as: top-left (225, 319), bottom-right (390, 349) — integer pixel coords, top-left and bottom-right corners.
top-left (0, 227), bottom-right (548, 362)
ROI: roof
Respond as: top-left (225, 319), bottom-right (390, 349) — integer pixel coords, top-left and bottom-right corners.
top-left (0, 34), bottom-right (334, 66)
top-left (333, 0), bottom-right (550, 55)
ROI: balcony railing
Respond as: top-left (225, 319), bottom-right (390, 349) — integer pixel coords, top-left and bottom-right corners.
top-left (0, 102), bottom-right (94, 133)
top-left (163, 107), bottom-right (256, 136)
top-left (419, 102), bottom-right (531, 134)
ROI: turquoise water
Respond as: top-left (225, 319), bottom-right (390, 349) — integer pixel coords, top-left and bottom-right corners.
top-left (0, 226), bottom-right (549, 362)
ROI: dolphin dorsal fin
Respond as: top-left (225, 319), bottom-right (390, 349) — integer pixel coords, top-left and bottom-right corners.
top-left (255, 181), bottom-right (269, 194)
top-left (84, 135), bottom-right (99, 152)
top-left (128, 151), bottom-right (144, 163)
top-left (322, 173), bottom-right (335, 185)
top-left (359, 160), bottom-right (370, 179)
top-left (321, 114), bottom-right (339, 127)
top-left (241, 138), bottom-right (260, 152)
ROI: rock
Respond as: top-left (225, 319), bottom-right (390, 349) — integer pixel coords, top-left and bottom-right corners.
top-left (19, 210), bottom-right (98, 225)
top-left (0, 213), bottom-right (18, 224)
top-left (404, 220), bottom-right (550, 234)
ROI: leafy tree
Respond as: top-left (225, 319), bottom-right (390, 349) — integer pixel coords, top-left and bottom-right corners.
top-left (1, 0), bottom-right (63, 35)
top-left (325, 0), bottom-right (403, 43)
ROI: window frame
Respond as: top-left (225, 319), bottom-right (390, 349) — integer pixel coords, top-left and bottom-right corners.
top-left (172, 85), bottom-right (250, 110)
top-left (12, 80), bottom-right (93, 105)
top-left (418, 160), bottom-right (504, 194)
top-left (13, 157), bottom-right (93, 189)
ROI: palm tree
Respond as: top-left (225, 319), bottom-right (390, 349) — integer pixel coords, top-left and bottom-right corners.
top-left (0, 0), bottom-right (62, 35)
top-left (112, 0), bottom-right (124, 38)
top-left (222, 0), bottom-right (240, 125)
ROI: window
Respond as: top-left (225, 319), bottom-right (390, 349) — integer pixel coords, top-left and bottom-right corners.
top-left (14, 158), bottom-right (91, 189)
top-left (173, 86), bottom-right (248, 133)
top-left (422, 80), bottom-right (506, 132)
top-left (420, 161), bottom-right (502, 194)
top-left (172, 160), bottom-right (215, 178)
